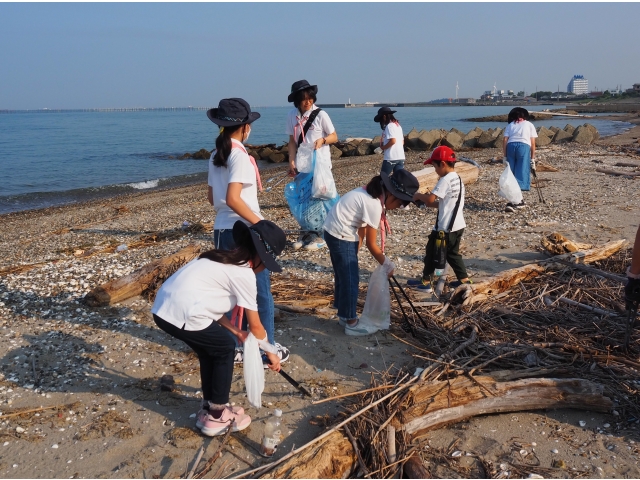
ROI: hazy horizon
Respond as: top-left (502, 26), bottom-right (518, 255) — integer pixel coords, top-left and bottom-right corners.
top-left (2, 2), bottom-right (639, 110)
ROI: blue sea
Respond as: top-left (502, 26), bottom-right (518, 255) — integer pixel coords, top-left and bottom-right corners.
top-left (0, 105), bottom-right (633, 214)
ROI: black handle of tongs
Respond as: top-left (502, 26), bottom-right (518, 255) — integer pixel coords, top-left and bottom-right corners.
top-left (268, 360), bottom-right (311, 396)
top-left (390, 275), bottom-right (430, 331)
top-left (624, 301), bottom-right (639, 352)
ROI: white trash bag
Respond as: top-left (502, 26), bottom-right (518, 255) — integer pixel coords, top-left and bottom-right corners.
top-left (498, 163), bottom-right (523, 205)
top-left (358, 264), bottom-right (391, 330)
top-left (312, 150), bottom-right (338, 200)
top-left (243, 333), bottom-right (264, 409)
top-left (295, 142), bottom-right (315, 173)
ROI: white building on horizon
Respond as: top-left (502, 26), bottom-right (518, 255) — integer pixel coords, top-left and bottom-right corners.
top-left (568, 75), bottom-right (588, 95)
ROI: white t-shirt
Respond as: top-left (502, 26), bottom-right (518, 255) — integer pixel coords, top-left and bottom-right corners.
top-left (208, 139), bottom-right (263, 230)
top-left (151, 258), bottom-right (258, 331)
top-left (504, 120), bottom-right (538, 146)
top-left (382, 122), bottom-right (405, 161)
top-left (323, 187), bottom-right (383, 242)
top-left (286, 105), bottom-right (335, 158)
top-left (431, 172), bottom-right (466, 233)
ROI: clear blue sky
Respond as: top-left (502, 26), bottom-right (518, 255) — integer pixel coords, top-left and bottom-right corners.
top-left (1, 2), bottom-right (639, 109)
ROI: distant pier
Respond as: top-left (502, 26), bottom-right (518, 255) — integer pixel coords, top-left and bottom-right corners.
top-left (0, 106), bottom-right (210, 114)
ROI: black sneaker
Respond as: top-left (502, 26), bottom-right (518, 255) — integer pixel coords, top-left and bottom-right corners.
top-left (514, 200), bottom-right (526, 209)
top-left (505, 203), bottom-right (515, 213)
top-left (233, 347), bottom-right (244, 364)
top-left (262, 343), bottom-right (290, 369)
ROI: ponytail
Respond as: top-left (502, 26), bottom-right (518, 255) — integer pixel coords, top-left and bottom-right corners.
top-left (365, 175), bottom-right (386, 199)
top-left (213, 124), bottom-right (243, 167)
top-left (379, 113), bottom-right (399, 130)
top-left (199, 243), bottom-right (256, 266)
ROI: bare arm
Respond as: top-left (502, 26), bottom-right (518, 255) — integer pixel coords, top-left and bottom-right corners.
top-left (413, 192), bottom-right (439, 208)
top-left (530, 137), bottom-right (536, 159)
top-left (245, 309), bottom-right (280, 372)
top-left (632, 224), bottom-right (640, 275)
top-left (207, 186), bottom-right (214, 206)
top-left (381, 137), bottom-right (396, 151)
top-left (288, 134), bottom-right (297, 177)
top-left (503, 136), bottom-right (509, 157)
top-left (364, 225), bottom-right (386, 265)
top-left (226, 182), bottom-right (262, 225)
top-left (314, 130), bottom-right (338, 150)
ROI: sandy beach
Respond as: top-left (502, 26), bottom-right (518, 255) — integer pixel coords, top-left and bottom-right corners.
top-left (1, 115), bottom-right (640, 478)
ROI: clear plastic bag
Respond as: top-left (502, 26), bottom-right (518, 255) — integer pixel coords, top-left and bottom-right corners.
top-left (498, 163), bottom-right (523, 204)
top-left (295, 142), bottom-right (315, 174)
top-left (312, 150), bottom-right (338, 200)
top-left (284, 153), bottom-right (340, 231)
top-left (358, 264), bottom-right (391, 330)
top-left (243, 333), bottom-right (264, 409)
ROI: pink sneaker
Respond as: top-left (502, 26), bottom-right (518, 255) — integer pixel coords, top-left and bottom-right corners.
top-left (196, 405), bottom-right (244, 430)
top-left (200, 407), bottom-right (251, 437)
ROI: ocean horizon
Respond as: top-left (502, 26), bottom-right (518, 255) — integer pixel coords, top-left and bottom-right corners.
top-left (0, 105), bottom-right (633, 215)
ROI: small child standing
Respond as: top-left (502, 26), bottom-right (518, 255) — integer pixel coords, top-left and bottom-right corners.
top-left (408, 146), bottom-right (470, 293)
top-left (374, 107), bottom-right (405, 175)
top-left (503, 107), bottom-right (537, 212)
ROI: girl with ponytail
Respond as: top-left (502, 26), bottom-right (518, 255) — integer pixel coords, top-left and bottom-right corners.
top-left (322, 169), bottom-right (419, 336)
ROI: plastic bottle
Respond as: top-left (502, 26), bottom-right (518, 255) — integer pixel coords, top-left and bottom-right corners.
top-left (115, 244), bottom-right (128, 252)
top-left (260, 409), bottom-right (282, 457)
top-left (434, 268), bottom-right (444, 277)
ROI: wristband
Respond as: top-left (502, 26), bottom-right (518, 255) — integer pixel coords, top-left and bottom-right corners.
top-left (628, 267), bottom-right (640, 280)
top-left (257, 335), bottom-right (278, 354)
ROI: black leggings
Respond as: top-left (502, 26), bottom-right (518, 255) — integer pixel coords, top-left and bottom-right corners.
top-left (153, 314), bottom-right (235, 404)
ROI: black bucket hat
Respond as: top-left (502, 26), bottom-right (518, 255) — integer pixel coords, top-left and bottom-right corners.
top-left (381, 169), bottom-right (420, 203)
top-left (507, 107), bottom-right (529, 123)
top-left (232, 220), bottom-right (286, 273)
top-left (288, 80), bottom-right (318, 103)
top-left (374, 106), bottom-right (398, 123)
top-left (207, 98), bottom-right (261, 127)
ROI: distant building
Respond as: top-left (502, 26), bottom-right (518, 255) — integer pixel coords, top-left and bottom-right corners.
top-left (568, 75), bottom-right (588, 95)
top-left (628, 83), bottom-right (640, 93)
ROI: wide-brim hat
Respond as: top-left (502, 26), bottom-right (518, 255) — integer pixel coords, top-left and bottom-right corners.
top-left (381, 169), bottom-right (419, 203)
top-left (374, 106), bottom-right (397, 123)
top-left (508, 107), bottom-right (530, 122)
top-left (425, 145), bottom-right (457, 165)
top-left (232, 220), bottom-right (286, 273)
top-left (207, 98), bottom-right (261, 127)
top-left (288, 80), bottom-right (318, 103)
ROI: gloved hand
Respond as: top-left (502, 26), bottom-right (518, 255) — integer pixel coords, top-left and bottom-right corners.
top-left (502, 156), bottom-right (508, 165)
top-left (626, 276), bottom-right (640, 304)
top-left (531, 157), bottom-right (536, 172)
top-left (382, 257), bottom-right (395, 277)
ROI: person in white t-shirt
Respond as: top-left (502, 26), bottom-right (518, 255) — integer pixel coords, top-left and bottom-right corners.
top-left (409, 146), bottom-right (470, 293)
top-left (152, 220), bottom-right (286, 437)
top-left (323, 169), bottom-right (419, 336)
top-left (286, 80), bottom-right (338, 251)
top-left (374, 107), bottom-right (405, 175)
top-left (502, 107), bottom-right (538, 212)
top-left (206, 98), bottom-right (290, 365)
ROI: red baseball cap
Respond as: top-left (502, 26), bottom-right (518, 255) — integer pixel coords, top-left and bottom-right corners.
top-left (424, 146), bottom-right (457, 165)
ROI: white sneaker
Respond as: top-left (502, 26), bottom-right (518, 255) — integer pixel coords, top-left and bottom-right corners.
top-left (293, 233), bottom-right (311, 250)
top-left (303, 233), bottom-right (326, 250)
top-left (345, 318), bottom-right (379, 336)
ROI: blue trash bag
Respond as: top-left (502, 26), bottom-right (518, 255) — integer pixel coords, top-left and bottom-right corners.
top-left (284, 153), bottom-right (339, 232)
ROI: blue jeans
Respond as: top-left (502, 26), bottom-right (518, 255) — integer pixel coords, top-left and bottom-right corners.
top-left (506, 142), bottom-right (531, 191)
top-left (380, 159), bottom-right (405, 176)
top-left (324, 230), bottom-right (359, 320)
top-left (213, 229), bottom-right (275, 345)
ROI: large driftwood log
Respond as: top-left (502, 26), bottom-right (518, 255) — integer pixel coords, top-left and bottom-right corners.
top-left (401, 376), bottom-right (612, 437)
top-left (541, 232), bottom-right (593, 255)
top-left (84, 244), bottom-right (200, 307)
top-left (455, 239), bottom-right (627, 304)
top-left (413, 162), bottom-right (479, 193)
top-left (260, 431), bottom-right (354, 479)
top-left (596, 167), bottom-right (640, 177)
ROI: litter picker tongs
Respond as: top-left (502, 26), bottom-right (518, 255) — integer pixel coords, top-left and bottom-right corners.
top-left (388, 275), bottom-right (433, 335)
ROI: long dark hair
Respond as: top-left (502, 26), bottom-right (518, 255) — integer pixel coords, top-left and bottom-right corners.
top-left (293, 88), bottom-right (317, 113)
top-left (213, 124), bottom-right (245, 168)
top-left (379, 114), bottom-right (399, 130)
top-left (365, 175), bottom-right (387, 199)
top-left (199, 236), bottom-right (257, 266)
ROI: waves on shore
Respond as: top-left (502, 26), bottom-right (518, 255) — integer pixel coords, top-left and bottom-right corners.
top-left (0, 172), bottom-right (207, 215)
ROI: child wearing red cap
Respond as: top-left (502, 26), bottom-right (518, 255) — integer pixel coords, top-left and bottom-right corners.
top-left (408, 146), bottom-right (471, 292)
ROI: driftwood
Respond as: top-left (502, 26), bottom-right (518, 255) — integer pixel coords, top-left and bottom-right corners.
top-left (401, 376), bottom-right (612, 437)
top-left (403, 454), bottom-right (431, 478)
top-left (615, 161), bottom-right (640, 168)
top-left (84, 244), bottom-right (200, 307)
top-left (536, 162), bottom-right (560, 172)
top-left (413, 162), bottom-right (479, 193)
top-left (543, 295), bottom-right (619, 317)
top-left (259, 431), bottom-right (355, 479)
top-left (596, 167), bottom-right (640, 177)
top-left (454, 238), bottom-right (626, 304)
